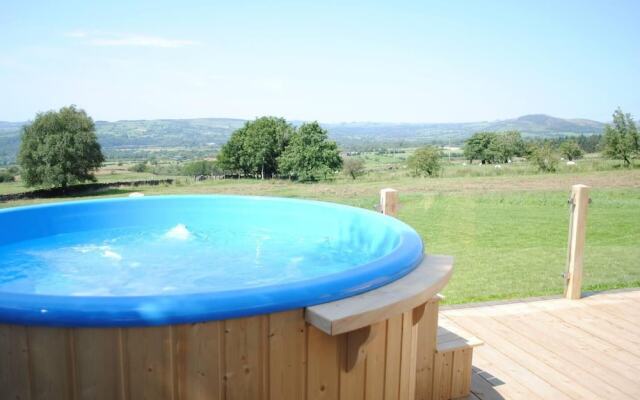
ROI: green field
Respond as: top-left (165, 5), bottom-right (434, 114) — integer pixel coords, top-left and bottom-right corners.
top-left (1, 161), bottom-right (639, 304)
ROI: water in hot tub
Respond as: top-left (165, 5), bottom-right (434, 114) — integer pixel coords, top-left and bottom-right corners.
top-left (0, 222), bottom-right (398, 296)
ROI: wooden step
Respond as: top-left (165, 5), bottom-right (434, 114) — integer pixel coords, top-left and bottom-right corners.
top-left (437, 327), bottom-right (484, 353)
top-left (432, 325), bottom-right (484, 399)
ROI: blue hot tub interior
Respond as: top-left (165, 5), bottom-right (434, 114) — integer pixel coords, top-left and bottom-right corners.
top-left (0, 195), bottom-right (424, 326)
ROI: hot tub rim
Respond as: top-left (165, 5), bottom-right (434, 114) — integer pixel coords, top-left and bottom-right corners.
top-left (0, 195), bottom-right (424, 327)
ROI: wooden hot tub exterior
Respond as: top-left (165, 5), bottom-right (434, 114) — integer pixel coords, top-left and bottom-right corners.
top-left (0, 255), bottom-right (452, 400)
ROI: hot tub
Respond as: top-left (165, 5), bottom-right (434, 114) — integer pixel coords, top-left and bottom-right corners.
top-left (0, 195), bottom-right (452, 400)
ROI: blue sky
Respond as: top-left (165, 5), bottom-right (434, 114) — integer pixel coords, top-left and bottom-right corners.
top-left (1, 0), bottom-right (639, 123)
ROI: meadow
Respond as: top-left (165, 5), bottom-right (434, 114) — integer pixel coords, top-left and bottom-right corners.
top-left (1, 157), bottom-right (639, 304)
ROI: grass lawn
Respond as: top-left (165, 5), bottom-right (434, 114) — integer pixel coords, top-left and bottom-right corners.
top-left (397, 189), bottom-right (640, 303)
top-left (1, 167), bottom-right (639, 304)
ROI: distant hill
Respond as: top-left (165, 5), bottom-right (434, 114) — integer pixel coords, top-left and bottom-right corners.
top-left (484, 114), bottom-right (605, 134)
top-left (0, 114), bottom-right (606, 163)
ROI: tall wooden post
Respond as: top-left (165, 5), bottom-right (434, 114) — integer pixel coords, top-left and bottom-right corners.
top-left (380, 188), bottom-right (398, 217)
top-left (565, 184), bottom-right (590, 300)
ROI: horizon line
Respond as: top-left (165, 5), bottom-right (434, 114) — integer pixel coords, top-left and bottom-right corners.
top-left (0, 112), bottom-right (611, 125)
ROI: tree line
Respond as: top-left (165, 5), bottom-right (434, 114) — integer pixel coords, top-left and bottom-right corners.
top-left (458, 108), bottom-right (638, 170)
top-left (9, 106), bottom-right (639, 188)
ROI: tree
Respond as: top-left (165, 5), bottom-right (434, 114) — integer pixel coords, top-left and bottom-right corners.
top-left (216, 127), bottom-right (250, 175)
top-left (464, 132), bottom-right (495, 164)
top-left (18, 106), bottom-right (104, 188)
top-left (601, 108), bottom-right (639, 166)
top-left (342, 157), bottom-right (366, 179)
top-left (530, 143), bottom-right (559, 172)
top-left (559, 140), bottom-right (584, 161)
top-left (278, 122), bottom-right (342, 181)
top-left (464, 131), bottom-right (525, 164)
top-left (407, 146), bottom-right (442, 177)
top-left (217, 117), bottom-right (293, 178)
top-left (490, 131), bottom-right (526, 163)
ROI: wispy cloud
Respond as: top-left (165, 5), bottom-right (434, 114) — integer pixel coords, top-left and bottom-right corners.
top-left (66, 31), bottom-right (198, 48)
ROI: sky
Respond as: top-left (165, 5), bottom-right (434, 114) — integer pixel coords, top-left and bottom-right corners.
top-left (1, 0), bottom-right (639, 123)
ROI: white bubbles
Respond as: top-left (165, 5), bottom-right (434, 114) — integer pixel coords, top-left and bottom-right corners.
top-left (164, 224), bottom-right (192, 240)
top-left (73, 245), bottom-right (122, 261)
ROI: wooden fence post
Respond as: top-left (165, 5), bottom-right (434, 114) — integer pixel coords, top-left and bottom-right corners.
top-left (380, 188), bottom-right (398, 217)
top-left (564, 184), bottom-right (591, 300)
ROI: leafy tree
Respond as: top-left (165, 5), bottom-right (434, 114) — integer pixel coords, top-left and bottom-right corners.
top-left (407, 146), bottom-right (442, 177)
top-left (601, 108), bottom-right (639, 166)
top-left (490, 131), bottom-right (526, 163)
top-left (342, 157), bottom-right (366, 179)
top-left (530, 143), bottom-right (559, 172)
top-left (216, 127), bottom-right (250, 175)
top-left (181, 160), bottom-right (221, 176)
top-left (463, 132), bottom-right (497, 164)
top-left (464, 131), bottom-right (525, 164)
top-left (558, 140), bottom-right (584, 161)
top-left (18, 106), bottom-right (104, 188)
top-left (217, 117), bottom-right (292, 178)
top-left (278, 122), bottom-right (342, 181)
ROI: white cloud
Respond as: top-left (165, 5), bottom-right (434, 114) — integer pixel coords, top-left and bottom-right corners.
top-left (66, 31), bottom-right (197, 48)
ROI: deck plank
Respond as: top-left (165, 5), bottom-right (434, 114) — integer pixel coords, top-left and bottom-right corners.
top-left (462, 303), bottom-right (636, 399)
top-left (442, 290), bottom-right (640, 400)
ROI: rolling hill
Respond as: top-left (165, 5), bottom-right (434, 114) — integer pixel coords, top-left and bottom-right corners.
top-left (0, 114), bottom-right (606, 163)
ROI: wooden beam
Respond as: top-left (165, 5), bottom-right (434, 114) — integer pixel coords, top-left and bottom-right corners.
top-left (380, 188), bottom-right (398, 217)
top-left (305, 255), bottom-right (453, 336)
top-left (565, 184), bottom-right (590, 300)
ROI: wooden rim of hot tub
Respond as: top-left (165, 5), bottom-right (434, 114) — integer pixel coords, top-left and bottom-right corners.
top-left (306, 254), bottom-right (453, 335)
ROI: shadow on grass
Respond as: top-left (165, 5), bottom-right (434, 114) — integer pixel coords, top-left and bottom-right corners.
top-left (54, 188), bottom-right (134, 199)
top-left (0, 179), bottom-right (174, 202)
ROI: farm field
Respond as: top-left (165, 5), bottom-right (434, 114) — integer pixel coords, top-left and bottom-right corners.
top-left (1, 162), bottom-right (639, 304)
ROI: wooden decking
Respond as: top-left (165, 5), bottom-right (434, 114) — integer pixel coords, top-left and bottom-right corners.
top-left (440, 289), bottom-right (640, 400)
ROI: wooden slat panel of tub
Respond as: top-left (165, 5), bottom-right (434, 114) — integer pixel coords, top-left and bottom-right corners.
top-left (399, 309), bottom-right (418, 400)
top-left (415, 298), bottom-right (440, 400)
top-left (27, 327), bottom-right (75, 400)
top-left (384, 314), bottom-right (403, 400)
top-left (0, 324), bottom-right (31, 400)
top-left (223, 315), bottom-right (269, 400)
top-left (339, 325), bottom-right (368, 400)
top-left (307, 324), bottom-right (341, 400)
top-left (1, 297), bottom-right (446, 400)
top-left (124, 326), bottom-right (175, 399)
top-left (364, 321), bottom-right (387, 400)
top-left (74, 327), bottom-right (125, 400)
top-left (268, 310), bottom-right (307, 400)
top-left (174, 321), bottom-right (224, 400)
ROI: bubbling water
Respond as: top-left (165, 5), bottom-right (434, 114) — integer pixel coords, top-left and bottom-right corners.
top-left (164, 224), bottom-right (191, 240)
top-left (0, 220), bottom-right (397, 297)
